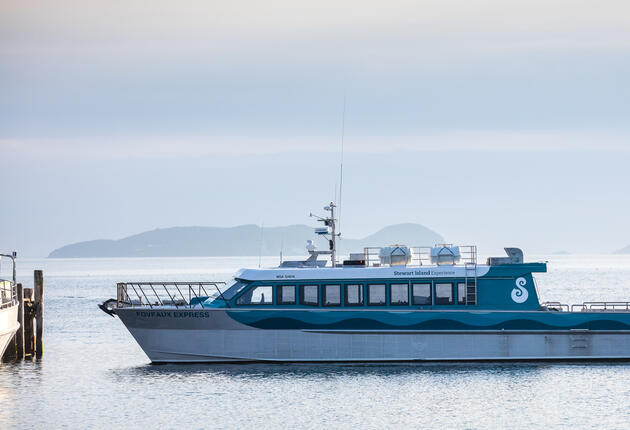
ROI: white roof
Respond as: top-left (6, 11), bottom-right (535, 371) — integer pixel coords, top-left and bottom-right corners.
top-left (235, 265), bottom-right (490, 282)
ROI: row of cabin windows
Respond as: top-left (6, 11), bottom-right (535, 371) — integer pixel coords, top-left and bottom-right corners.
top-left (236, 282), bottom-right (471, 306)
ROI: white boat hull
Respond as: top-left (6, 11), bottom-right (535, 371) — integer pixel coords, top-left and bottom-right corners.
top-left (117, 309), bottom-right (630, 363)
top-left (0, 302), bottom-right (19, 359)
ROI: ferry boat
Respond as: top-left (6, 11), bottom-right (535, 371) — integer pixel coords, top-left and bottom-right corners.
top-left (101, 204), bottom-right (630, 363)
top-left (0, 252), bottom-right (19, 359)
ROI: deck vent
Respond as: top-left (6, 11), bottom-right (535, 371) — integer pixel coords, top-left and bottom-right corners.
top-left (430, 245), bottom-right (461, 265)
top-left (379, 246), bottom-right (412, 266)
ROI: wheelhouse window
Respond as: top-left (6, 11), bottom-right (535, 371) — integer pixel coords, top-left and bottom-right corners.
top-left (277, 285), bottom-right (296, 305)
top-left (412, 283), bottom-right (431, 305)
top-left (435, 283), bottom-right (453, 305)
top-left (323, 284), bottom-right (341, 306)
top-left (300, 285), bottom-right (319, 306)
top-left (237, 285), bottom-right (273, 305)
top-left (221, 280), bottom-right (250, 300)
top-left (368, 284), bottom-right (386, 305)
top-left (457, 283), bottom-right (467, 305)
top-left (345, 284), bottom-right (364, 306)
top-left (390, 283), bottom-right (409, 305)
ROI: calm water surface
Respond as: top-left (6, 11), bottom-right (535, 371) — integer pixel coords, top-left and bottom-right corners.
top-left (2, 255), bottom-right (630, 429)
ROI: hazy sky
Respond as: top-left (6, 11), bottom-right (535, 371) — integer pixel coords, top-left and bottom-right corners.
top-left (1, 0), bottom-right (629, 256)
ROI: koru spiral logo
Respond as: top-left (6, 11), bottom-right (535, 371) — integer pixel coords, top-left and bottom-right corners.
top-left (511, 277), bottom-right (528, 303)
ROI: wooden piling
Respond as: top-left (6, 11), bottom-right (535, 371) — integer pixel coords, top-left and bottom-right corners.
top-left (23, 288), bottom-right (34, 357)
top-left (34, 270), bottom-right (44, 358)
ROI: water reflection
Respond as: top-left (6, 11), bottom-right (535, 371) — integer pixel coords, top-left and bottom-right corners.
top-left (116, 361), bottom-right (559, 379)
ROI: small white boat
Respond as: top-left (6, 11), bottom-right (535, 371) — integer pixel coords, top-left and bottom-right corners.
top-left (0, 253), bottom-right (19, 359)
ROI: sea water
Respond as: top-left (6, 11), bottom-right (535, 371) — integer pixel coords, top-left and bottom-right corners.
top-left (1, 255), bottom-right (630, 429)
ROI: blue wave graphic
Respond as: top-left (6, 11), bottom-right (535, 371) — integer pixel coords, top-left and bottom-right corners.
top-left (226, 311), bottom-right (630, 331)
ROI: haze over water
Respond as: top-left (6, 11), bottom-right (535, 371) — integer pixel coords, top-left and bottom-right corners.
top-left (1, 255), bottom-right (630, 429)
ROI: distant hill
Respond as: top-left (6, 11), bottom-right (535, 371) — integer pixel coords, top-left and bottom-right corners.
top-left (47, 223), bottom-right (444, 258)
top-left (614, 245), bottom-right (630, 254)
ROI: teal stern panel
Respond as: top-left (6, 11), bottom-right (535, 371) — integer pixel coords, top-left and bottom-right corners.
top-left (479, 264), bottom-right (546, 311)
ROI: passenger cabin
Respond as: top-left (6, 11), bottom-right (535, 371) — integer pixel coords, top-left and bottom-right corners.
top-left (212, 246), bottom-right (547, 311)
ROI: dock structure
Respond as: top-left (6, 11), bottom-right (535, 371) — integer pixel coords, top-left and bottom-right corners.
top-left (2, 270), bottom-right (44, 361)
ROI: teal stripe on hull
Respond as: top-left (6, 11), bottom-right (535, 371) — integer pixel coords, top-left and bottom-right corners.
top-left (226, 310), bottom-right (630, 331)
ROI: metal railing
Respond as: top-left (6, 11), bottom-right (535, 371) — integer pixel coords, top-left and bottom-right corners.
top-left (116, 281), bottom-right (227, 309)
top-left (0, 251), bottom-right (17, 309)
top-left (0, 280), bottom-right (16, 309)
top-left (363, 245), bottom-right (478, 267)
top-left (540, 301), bottom-right (630, 313)
top-left (571, 302), bottom-right (630, 312)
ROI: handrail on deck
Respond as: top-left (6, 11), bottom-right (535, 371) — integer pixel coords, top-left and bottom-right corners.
top-left (540, 301), bottom-right (630, 313)
top-left (571, 302), bottom-right (630, 312)
top-left (116, 281), bottom-right (227, 309)
top-left (0, 251), bottom-right (17, 309)
top-left (0, 280), bottom-right (17, 309)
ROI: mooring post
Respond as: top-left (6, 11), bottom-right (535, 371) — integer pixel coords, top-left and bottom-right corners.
top-left (34, 270), bottom-right (44, 358)
top-left (16, 283), bottom-right (24, 360)
top-left (23, 288), bottom-right (34, 357)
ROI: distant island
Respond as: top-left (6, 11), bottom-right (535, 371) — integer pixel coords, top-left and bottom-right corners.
top-left (48, 223), bottom-right (444, 258)
top-left (614, 245), bottom-right (630, 254)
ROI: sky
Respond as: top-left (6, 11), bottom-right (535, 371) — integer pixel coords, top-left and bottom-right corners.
top-left (1, 0), bottom-right (629, 256)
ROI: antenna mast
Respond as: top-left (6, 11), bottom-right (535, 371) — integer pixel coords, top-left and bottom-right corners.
top-left (279, 235), bottom-right (284, 265)
top-left (338, 94), bottom-right (346, 235)
top-left (258, 222), bottom-right (264, 268)
top-left (329, 202), bottom-right (337, 266)
top-left (310, 94), bottom-right (346, 268)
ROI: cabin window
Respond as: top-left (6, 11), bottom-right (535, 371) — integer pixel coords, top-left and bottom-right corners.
top-left (412, 283), bottom-right (431, 305)
top-left (435, 283), bottom-right (453, 305)
top-left (390, 283), bottom-right (409, 305)
top-left (323, 284), bottom-right (341, 306)
top-left (368, 284), bottom-right (386, 305)
top-left (237, 285), bottom-right (273, 305)
top-left (300, 285), bottom-right (319, 306)
top-left (457, 283), bottom-right (467, 305)
top-left (278, 285), bottom-right (296, 305)
top-left (345, 284), bottom-right (364, 306)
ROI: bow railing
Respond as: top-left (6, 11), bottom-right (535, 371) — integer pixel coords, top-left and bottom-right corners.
top-left (116, 281), bottom-right (227, 309)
